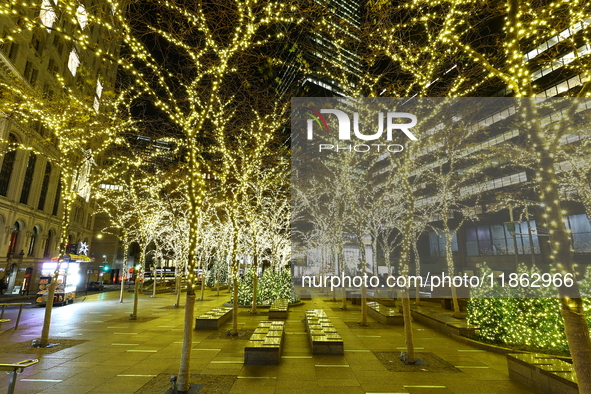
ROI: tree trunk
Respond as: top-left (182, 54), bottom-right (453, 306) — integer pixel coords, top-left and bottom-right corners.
top-left (175, 275), bottom-right (182, 307)
top-left (442, 210), bottom-right (461, 319)
top-left (199, 275), bottom-right (205, 301)
top-left (399, 172), bottom-right (416, 363)
top-left (176, 141), bottom-right (203, 391)
top-left (130, 271), bottom-right (139, 320)
top-left (151, 267), bottom-right (156, 298)
top-left (338, 249), bottom-right (347, 310)
top-left (119, 237), bottom-right (129, 303)
top-left (39, 277), bottom-right (57, 347)
top-left (131, 244), bottom-right (146, 320)
top-left (40, 187), bottom-right (73, 347)
top-left (361, 283), bottom-right (367, 326)
top-left (561, 302), bottom-right (591, 393)
top-left (230, 217), bottom-right (239, 335)
top-left (401, 290), bottom-right (415, 363)
top-left (371, 238), bottom-right (377, 276)
top-left (251, 252), bottom-right (258, 314)
top-left (251, 269), bottom-right (258, 313)
top-left (413, 243), bottom-right (421, 305)
top-left (119, 269), bottom-right (126, 303)
top-left (232, 277), bottom-right (239, 334)
top-left (177, 292), bottom-right (195, 392)
top-left (216, 265), bottom-right (220, 296)
top-left (450, 284), bottom-right (461, 319)
top-left (358, 239), bottom-right (369, 326)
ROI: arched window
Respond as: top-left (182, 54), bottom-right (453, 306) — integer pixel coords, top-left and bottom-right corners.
top-left (43, 230), bottom-right (53, 258)
top-left (52, 175), bottom-right (61, 216)
top-left (28, 225), bottom-right (40, 256)
top-left (0, 133), bottom-right (18, 196)
top-left (7, 221), bottom-right (20, 254)
top-left (66, 234), bottom-right (74, 254)
top-left (37, 162), bottom-right (52, 211)
top-left (19, 152), bottom-right (36, 204)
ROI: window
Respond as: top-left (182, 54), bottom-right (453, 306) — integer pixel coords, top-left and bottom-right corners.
top-left (40, 0), bottom-right (57, 30)
top-left (564, 214), bottom-right (591, 253)
top-left (68, 48), bottom-right (80, 76)
top-left (28, 226), bottom-right (39, 256)
top-left (52, 176), bottom-right (61, 216)
top-left (24, 61), bottom-right (33, 81)
top-left (8, 222), bottom-right (20, 254)
top-left (19, 152), bottom-right (37, 205)
top-left (24, 60), bottom-right (38, 86)
top-left (37, 162), bottom-right (52, 211)
top-left (43, 231), bottom-right (53, 257)
top-left (0, 134), bottom-right (17, 196)
top-left (53, 35), bottom-right (64, 56)
top-left (1, 33), bottom-right (20, 61)
top-left (465, 222), bottom-right (539, 256)
top-left (429, 231), bottom-right (458, 257)
top-left (32, 33), bottom-right (43, 55)
top-left (8, 42), bottom-right (19, 61)
top-left (30, 68), bottom-right (38, 86)
top-left (513, 221), bottom-right (540, 254)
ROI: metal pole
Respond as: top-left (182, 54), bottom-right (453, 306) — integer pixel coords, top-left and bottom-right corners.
top-left (15, 304), bottom-right (24, 330)
top-left (525, 205), bottom-right (536, 265)
top-left (7, 370), bottom-right (17, 394)
top-left (509, 204), bottom-right (519, 269)
top-left (151, 265), bottom-right (156, 298)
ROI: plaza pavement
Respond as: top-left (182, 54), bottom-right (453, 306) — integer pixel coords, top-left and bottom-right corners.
top-left (0, 287), bottom-right (536, 394)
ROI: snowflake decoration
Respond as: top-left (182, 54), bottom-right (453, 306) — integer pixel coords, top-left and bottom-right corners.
top-left (78, 241), bottom-right (89, 256)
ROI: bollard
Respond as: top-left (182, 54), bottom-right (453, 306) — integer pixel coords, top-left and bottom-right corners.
top-left (170, 375), bottom-right (177, 393)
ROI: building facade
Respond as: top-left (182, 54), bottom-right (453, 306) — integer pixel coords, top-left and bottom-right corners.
top-left (0, 0), bottom-right (119, 294)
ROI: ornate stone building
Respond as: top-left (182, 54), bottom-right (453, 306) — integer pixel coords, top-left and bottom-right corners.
top-left (0, 0), bottom-right (119, 294)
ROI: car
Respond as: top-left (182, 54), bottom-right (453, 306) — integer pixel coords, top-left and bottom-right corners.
top-left (87, 281), bottom-right (104, 291)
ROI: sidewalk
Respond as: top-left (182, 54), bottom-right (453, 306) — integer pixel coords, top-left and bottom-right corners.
top-left (0, 288), bottom-right (536, 394)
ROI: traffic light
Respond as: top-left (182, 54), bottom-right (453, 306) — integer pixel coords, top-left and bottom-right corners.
top-left (103, 265), bottom-right (110, 272)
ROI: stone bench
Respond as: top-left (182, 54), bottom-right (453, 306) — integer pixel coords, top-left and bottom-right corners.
top-left (507, 353), bottom-right (578, 394)
top-left (268, 298), bottom-right (289, 319)
top-left (194, 307), bottom-right (232, 330)
top-left (305, 309), bottom-right (344, 355)
top-left (366, 301), bottom-right (404, 325)
top-left (244, 320), bottom-right (285, 365)
top-left (299, 289), bottom-right (311, 300)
